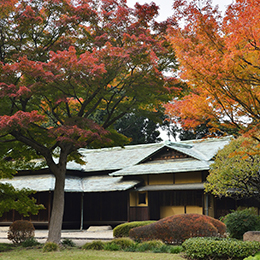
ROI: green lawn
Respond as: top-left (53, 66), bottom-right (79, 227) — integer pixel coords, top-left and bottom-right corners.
top-left (0, 248), bottom-right (184, 260)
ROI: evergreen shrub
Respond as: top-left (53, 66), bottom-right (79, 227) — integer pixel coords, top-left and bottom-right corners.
top-left (152, 244), bottom-right (171, 253)
top-left (21, 237), bottom-right (40, 247)
top-left (169, 245), bottom-right (184, 254)
top-left (183, 237), bottom-right (260, 259)
top-left (42, 242), bottom-right (59, 252)
top-left (81, 237), bottom-right (184, 254)
top-left (61, 238), bottom-right (75, 247)
top-left (136, 240), bottom-right (165, 252)
top-left (106, 238), bottom-right (135, 249)
top-left (7, 220), bottom-right (35, 244)
top-left (129, 213), bottom-right (226, 244)
top-left (82, 240), bottom-right (105, 250)
top-left (113, 221), bottom-right (155, 238)
top-left (135, 240), bottom-right (183, 253)
top-left (223, 208), bottom-right (260, 240)
top-left (103, 242), bottom-right (121, 251)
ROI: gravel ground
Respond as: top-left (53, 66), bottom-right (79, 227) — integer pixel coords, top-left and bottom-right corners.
top-left (0, 226), bottom-right (114, 246)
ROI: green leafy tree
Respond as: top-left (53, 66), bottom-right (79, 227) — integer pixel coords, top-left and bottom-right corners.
top-left (0, 0), bottom-right (179, 243)
top-left (223, 208), bottom-right (260, 239)
top-left (205, 136), bottom-right (260, 201)
top-left (0, 183), bottom-right (44, 219)
top-left (0, 143), bottom-right (44, 217)
top-left (114, 112), bottom-right (163, 145)
top-left (161, 119), bottom-right (227, 141)
top-left (178, 123), bottom-right (217, 141)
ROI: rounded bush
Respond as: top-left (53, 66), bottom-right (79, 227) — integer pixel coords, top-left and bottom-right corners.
top-left (82, 240), bottom-right (105, 250)
top-left (113, 221), bottom-right (155, 238)
top-left (136, 240), bottom-right (165, 252)
top-left (7, 220), bottom-right (35, 244)
top-left (224, 208), bottom-right (260, 239)
top-left (43, 242), bottom-right (59, 252)
top-left (129, 213), bottom-right (226, 244)
top-left (108, 238), bottom-right (135, 249)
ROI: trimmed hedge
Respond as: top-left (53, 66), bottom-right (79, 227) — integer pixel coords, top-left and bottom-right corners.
top-left (129, 214), bottom-right (226, 244)
top-left (113, 221), bottom-right (156, 238)
top-left (183, 237), bottom-right (260, 260)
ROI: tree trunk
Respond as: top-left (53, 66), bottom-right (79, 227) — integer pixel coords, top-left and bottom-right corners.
top-left (47, 166), bottom-right (66, 244)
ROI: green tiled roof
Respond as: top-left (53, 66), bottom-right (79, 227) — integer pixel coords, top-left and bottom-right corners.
top-left (1, 174), bottom-right (140, 192)
top-left (68, 136), bottom-right (231, 173)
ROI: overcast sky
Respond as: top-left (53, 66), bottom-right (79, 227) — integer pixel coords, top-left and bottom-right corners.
top-left (127, 0), bottom-right (233, 21)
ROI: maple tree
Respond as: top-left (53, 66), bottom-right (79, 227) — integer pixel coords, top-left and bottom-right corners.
top-left (165, 0), bottom-right (260, 142)
top-left (205, 136), bottom-right (260, 201)
top-left (0, 0), bottom-right (179, 243)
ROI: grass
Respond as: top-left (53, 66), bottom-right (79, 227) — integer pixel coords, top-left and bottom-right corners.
top-left (0, 243), bottom-right (14, 252)
top-left (0, 247), bottom-right (184, 260)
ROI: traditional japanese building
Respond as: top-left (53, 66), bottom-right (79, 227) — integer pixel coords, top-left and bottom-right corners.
top-left (0, 136), bottom-right (258, 229)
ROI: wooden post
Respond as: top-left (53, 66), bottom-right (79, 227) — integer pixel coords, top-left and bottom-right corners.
top-left (127, 191), bottom-right (130, 222)
top-left (206, 194), bottom-right (209, 216)
top-left (48, 191), bottom-right (51, 229)
top-left (80, 192), bottom-right (84, 230)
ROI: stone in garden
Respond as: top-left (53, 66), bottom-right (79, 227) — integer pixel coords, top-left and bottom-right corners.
top-left (243, 231), bottom-right (260, 242)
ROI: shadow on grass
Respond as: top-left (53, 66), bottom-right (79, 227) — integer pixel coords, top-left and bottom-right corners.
top-left (0, 243), bottom-right (16, 252)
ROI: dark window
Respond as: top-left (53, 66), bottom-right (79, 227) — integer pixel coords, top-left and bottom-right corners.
top-left (138, 193), bottom-right (146, 204)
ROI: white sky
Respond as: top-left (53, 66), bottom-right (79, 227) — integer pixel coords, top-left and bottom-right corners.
top-left (127, 0), bottom-right (233, 21)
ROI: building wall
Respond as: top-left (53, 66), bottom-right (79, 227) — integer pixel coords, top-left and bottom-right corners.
top-left (148, 171), bottom-right (202, 185)
top-left (186, 205), bottom-right (203, 214)
top-left (129, 190), bottom-right (149, 221)
top-left (83, 191), bottom-right (128, 228)
top-left (128, 171), bottom-right (206, 220)
top-left (147, 190), bottom-right (204, 220)
top-left (129, 191), bottom-right (148, 207)
top-left (175, 172), bottom-right (201, 184)
top-left (149, 174), bottom-right (174, 185)
top-left (160, 206), bottom-right (184, 218)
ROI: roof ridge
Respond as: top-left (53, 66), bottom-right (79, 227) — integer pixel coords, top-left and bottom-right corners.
top-left (79, 142), bottom-right (163, 154)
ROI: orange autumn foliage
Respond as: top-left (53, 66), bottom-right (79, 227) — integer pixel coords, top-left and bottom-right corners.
top-left (166, 0), bottom-right (260, 140)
